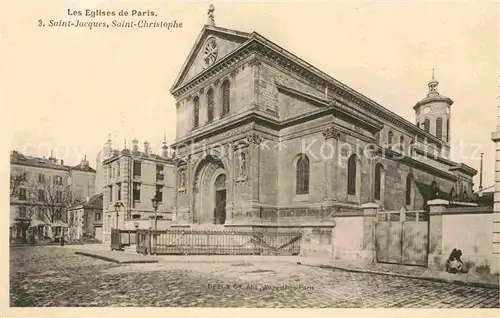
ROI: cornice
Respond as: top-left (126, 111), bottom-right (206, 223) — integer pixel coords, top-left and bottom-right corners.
top-left (376, 147), bottom-right (458, 182)
top-left (171, 35), bottom-right (447, 147)
top-left (413, 95), bottom-right (454, 110)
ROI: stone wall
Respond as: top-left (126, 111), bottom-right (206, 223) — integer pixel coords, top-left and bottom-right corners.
top-left (428, 200), bottom-right (499, 275)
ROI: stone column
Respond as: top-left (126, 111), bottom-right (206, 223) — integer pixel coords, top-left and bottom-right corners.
top-left (427, 199), bottom-right (449, 270)
top-left (361, 203), bottom-right (378, 263)
top-left (322, 125), bottom-right (340, 202)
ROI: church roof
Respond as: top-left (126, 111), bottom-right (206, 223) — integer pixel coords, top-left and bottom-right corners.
top-left (170, 8), bottom-right (453, 150)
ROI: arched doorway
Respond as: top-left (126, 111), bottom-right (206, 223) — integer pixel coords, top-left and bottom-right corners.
top-left (214, 174), bottom-right (227, 224)
top-left (192, 153), bottom-right (228, 224)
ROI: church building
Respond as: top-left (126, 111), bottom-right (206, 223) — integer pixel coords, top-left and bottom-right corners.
top-left (169, 6), bottom-right (477, 237)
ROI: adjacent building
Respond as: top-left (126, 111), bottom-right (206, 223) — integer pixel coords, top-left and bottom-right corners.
top-left (10, 150), bottom-right (96, 240)
top-left (67, 193), bottom-right (103, 241)
top-left (101, 139), bottom-right (175, 243)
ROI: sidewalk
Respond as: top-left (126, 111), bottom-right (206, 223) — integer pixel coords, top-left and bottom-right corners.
top-left (297, 257), bottom-right (500, 290)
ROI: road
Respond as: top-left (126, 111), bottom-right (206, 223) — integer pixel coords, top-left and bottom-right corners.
top-left (10, 246), bottom-right (500, 308)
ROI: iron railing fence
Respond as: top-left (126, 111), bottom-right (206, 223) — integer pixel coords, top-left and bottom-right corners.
top-left (110, 229), bottom-right (137, 251)
top-left (135, 228), bottom-right (302, 256)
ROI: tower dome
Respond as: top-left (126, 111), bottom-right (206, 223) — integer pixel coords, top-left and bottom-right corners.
top-left (413, 70), bottom-right (454, 143)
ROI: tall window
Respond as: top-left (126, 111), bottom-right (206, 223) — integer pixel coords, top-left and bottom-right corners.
top-left (207, 88), bottom-right (214, 123)
top-left (38, 173), bottom-right (45, 183)
top-left (117, 162), bottom-right (120, 176)
top-left (450, 187), bottom-right (456, 201)
top-left (133, 182), bottom-right (141, 201)
top-left (374, 163), bottom-right (383, 200)
top-left (399, 135), bottom-right (404, 152)
top-left (193, 96), bottom-right (200, 128)
top-left (405, 174), bottom-right (413, 205)
top-left (156, 165), bottom-right (164, 181)
top-left (446, 118), bottom-right (450, 142)
top-left (436, 118), bottom-right (443, 140)
top-left (156, 185), bottom-right (163, 203)
top-left (388, 131), bottom-right (393, 149)
top-left (221, 80), bottom-right (230, 116)
top-left (295, 154), bottom-right (309, 195)
top-left (133, 161), bottom-right (141, 176)
top-left (117, 183), bottom-right (122, 201)
top-left (347, 155), bottom-right (357, 195)
top-left (108, 185), bottom-right (113, 202)
top-left (38, 189), bottom-right (45, 201)
top-left (18, 188), bottom-right (26, 200)
top-left (424, 119), bottom-right (430, 133)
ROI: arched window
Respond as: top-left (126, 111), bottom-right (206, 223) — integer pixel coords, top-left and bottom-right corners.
top-left (206, 88), bottom-right (214, 123)
top-left (388, 131), bottom-right (393, 149)
top-left (430, 181), bottom-right (438, 199)
top-left (221, 80), bottom-right (230, 116)
top-left (406, 174), bottom-right (413, 205)
top-left (374, 163), bottom-right (383, 200)
top-left (450, 187), bottom-right (455, 201)
top-left (399, 135), bottom-right (404, 152)
top-left (296, 155), bottom-right (309, 195)
top-left (436, 118), bottom-right (443, 140)
top-left (347, 154), bottom-right (357, 195)
top-left (193, 96), bottom-right (200, 129)
top-left (424, 119), bottom-right (430, 133)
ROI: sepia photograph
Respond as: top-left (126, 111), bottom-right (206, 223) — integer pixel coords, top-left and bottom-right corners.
top-left (2, 0), bottom-right (500, 313)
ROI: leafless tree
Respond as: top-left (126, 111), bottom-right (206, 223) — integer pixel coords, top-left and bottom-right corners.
top-left (24, 176), bottom-right (82, 225)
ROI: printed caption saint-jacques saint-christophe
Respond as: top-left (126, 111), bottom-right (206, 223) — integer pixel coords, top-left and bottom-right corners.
top-left (38, 9), bottom-right (183, 30)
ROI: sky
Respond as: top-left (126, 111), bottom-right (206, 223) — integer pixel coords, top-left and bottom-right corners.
top-left (2, 0), bottom-right (499, 189)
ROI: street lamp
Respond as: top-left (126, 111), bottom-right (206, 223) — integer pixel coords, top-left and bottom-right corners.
top-left (151, 196), bottom-right (158, 231)
top-left (114, 202), bottom-right (121, 229)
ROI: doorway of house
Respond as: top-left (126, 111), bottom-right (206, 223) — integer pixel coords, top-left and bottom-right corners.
top-left (214, 174), bottom-right (226, 225)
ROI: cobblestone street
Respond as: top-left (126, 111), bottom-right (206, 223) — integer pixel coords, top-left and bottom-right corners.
top-left (10, 246), bottom-right (500, 308)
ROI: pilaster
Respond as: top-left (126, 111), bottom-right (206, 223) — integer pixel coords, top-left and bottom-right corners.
top-left (323, 125), bottom-right (340, 202)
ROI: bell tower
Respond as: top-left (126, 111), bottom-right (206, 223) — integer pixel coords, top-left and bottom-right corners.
top-left (413, 69), bottom-right (454, 143)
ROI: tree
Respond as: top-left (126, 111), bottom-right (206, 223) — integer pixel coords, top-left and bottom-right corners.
top-left (24, 176), bottom-right (81, 225)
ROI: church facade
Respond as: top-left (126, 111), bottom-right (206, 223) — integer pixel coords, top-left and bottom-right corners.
top-left (169, 14), bottom-right (477, 238)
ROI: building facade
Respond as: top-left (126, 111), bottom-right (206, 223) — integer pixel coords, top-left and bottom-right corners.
top-left (169, 13), bottom-right (477, 238)
top-left (101, 139), bottom-right (175, 243)
top-left (67, 193), bottom-right (103, 241)
top-left (10, 151), bottom-right (96, 240)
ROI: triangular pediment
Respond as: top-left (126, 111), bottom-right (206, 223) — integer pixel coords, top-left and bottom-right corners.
top-left (170, 25), bottom-right (252, 93)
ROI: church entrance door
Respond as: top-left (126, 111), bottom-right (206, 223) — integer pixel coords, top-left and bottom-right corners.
top-left (213, 174), bottom-right (226, 225)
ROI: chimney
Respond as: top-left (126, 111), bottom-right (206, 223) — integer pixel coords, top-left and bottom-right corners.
top-left (132, 139), bottom-right (139, 152)
top-left (161, 133), bottom-right (169, 158)
top-left (86, 196), bottom-right (90, 203)
top-left (49, 149), bottom-right (57, 163)
top-left (144, 141), bottom-right (150, 156)
top-left (80, 155), bottom-right (89, 169)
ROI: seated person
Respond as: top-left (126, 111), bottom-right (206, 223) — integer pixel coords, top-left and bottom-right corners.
top-left (445, 249), bottom-right (467, 273)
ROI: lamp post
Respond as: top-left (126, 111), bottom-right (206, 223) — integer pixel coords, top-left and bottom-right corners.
top-left (114, 202), bottom-right (121, 230)
top-left (151, 196), bottom-right (158, 231)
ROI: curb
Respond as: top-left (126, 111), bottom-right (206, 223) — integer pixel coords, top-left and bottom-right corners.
top-left (302, 263), bottom-right (499, 290)
top-left (74, 251), bottom-right (158, 264)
